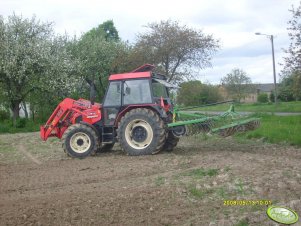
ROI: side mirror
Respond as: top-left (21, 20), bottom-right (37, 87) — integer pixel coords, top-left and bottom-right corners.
top-left (125, 87), bottom-right (131, 95)
top-left (90, 82), bottom-right (96, 105)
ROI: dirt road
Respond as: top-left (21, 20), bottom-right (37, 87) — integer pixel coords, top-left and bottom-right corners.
top-left (0, 132), bottom-right (300, 226)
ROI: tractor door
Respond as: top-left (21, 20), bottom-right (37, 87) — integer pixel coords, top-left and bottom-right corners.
top-left (102, 81), bottom-right (122, 126)
top-left (123, 79), bottom-right (152, 105)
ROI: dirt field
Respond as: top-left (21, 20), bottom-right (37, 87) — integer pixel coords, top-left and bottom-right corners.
top-left (0, 132), bottom-right (300, 226)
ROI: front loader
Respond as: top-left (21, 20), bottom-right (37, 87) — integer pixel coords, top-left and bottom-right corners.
top-left (40, 64), bottom-right (260, 158)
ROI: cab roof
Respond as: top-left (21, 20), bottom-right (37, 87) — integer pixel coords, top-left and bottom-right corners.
top-left (109, 64), bottom-right (154, 81)
top-left (108, 64), bottom-right (178, 88)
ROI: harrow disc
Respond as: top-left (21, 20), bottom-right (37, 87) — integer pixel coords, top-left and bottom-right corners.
top-left (246, 119), bottom-right (261, 130)
top-left (184, 120), bottom-right (214, 136)
top-left (217, 126), bottom-right (237, 137)
top-left (196, 120), bottom-right (214, 133)
top-left (214, 119), bottom-right (261, 137)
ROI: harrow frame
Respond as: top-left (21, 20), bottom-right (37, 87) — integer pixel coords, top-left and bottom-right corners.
top-left (167, 102), bottom-right (260, 137)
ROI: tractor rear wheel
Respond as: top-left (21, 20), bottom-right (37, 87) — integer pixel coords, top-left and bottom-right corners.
top-left (117, 108), bottom-right (166, 156)
top-left (62, 124), bottom-right (98, 158)
top-left (162, 131), bottom-right (179, 152)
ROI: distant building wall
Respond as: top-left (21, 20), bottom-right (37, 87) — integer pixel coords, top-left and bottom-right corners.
top-left (218, 83), bottom-right (276, 103)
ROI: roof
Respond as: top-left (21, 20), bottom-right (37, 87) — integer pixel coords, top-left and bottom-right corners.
top-left (109, 64), bottom-right (154, 81)
top-left (108, 64), bottom-right (171, 82)
top-left (109, 71), bottom-right (151, 81)
top-left (255, 83), bottom-right (276, 92)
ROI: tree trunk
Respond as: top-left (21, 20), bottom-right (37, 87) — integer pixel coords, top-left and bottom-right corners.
top-left (11, 101), bottom-right (20, 127)
top-left (98, 77), bottom-right (105, 96)
top-left (21, 102), bottom-right (29, 119)
top-left (30, 104), bottom-right (35, 121)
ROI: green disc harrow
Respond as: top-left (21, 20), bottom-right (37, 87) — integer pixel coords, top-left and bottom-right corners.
top-left (167, 102), bottom-right (260, 137)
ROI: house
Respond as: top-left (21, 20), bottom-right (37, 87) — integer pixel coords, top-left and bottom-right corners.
top-left (244, 83), bottom-right (276, 103)
top-left (218, 83), bottom-right (276, 103)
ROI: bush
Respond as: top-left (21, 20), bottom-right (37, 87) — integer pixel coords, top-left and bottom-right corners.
top-left (0, 109), bottom-right (10, 121)
top-left (269, 92), bottom-right (275, 102)
top-left (257, 93), bottom-right (269, 103)
top-left (15, 118), bottom-right (27, 128)
top-left (0, 122), bottom-right (10, 133)
top-left (277, 88), bottom-right (295, 102)
top-left (177, 80), bottom-right (221, 106)
top-left (0, 119), bottom-right (40, 133)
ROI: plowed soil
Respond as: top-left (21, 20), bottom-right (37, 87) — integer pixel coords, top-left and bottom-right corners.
top-left (0, 132), bottom-right (301, 226)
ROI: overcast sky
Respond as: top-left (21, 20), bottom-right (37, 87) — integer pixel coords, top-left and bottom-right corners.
top-left (1, 0), bottom-right (300, 84)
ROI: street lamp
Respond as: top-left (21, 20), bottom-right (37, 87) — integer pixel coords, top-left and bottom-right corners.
top-left (255, 32), bottom-right (277, 104)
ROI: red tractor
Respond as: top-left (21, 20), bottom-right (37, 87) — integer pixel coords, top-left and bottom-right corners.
top-left (40, 64), bottom-right (179, 158)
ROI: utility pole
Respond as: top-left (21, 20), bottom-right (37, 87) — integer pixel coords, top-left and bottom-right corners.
top-left (255, 32), bottom-right (277, 104)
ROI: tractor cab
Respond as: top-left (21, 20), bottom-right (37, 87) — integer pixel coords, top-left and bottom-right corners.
top-left (101, 64), bottom-right (175, 127)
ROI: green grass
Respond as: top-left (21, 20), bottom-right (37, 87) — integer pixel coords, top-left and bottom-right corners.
top-left (189, 186), bottom-right (205, 198)
top-left (233, 219), bottom-right (249, 226)
top-left (183, 168), bottom-right (219, 178)
top-left (191, 101), bottom-right (301, 113)
top-left (237, 114), bottom-right (301, 146)
top-left (155, 176), bottom-right (165, 186)
top-left (235, 178), bottom-right (246, 195)
top-left (217, 186), bottom-right (229, 199)
top-left (0, 119), bottom-right (40, 134)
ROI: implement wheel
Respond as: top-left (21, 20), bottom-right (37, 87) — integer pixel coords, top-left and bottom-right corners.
top-left (117, 108), bottom-right (166, 156)
top-left (62, 124), bottom-right (98, 158)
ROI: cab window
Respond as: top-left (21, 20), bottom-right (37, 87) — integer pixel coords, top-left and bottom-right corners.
top-left (152, 80), bottom-right (168, 98)
top-left (103, 81), bottom-right (122, 106)
top-left (123, 80), bottom-right (152, 105)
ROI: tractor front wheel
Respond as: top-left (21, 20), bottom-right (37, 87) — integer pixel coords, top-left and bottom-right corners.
top-left (62, 124), bottom-right (98, 158)
top-left (117, 108), bottom-right (166, 156)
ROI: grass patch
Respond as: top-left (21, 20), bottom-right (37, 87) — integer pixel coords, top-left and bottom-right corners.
top-left (235, 178), bottom-right (246, 195)
top-left (184, 168), bottom-right (219, 178)
top-left (217, 186), bottom-right (229, 199)
top-left (155, 176), bottom-right (165, 186)
top-left (224, 166), bottom-right (231, 172)
top-left (0, 144), bottom-right (21, 164)
top-left (233, 219), bottom-right (249, 226)
top-left (0, 119), bottom-right (40, 134)
top-left (237, 114), bottom-right (301, 146)
top-left (0, 146), bottom-right (17, 153)
top-left (188, 185), bottom-right (215, 199)
top-left (189, 186), bottom-right (204, 198)
top-left (192, 101), bottom-right (301, 113)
